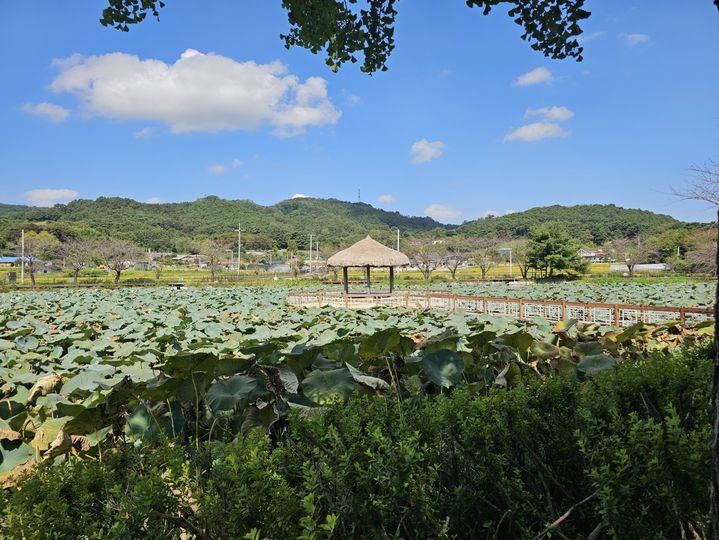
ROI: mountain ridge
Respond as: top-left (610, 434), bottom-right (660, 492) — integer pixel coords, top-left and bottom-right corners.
top-left (0, 197), bottom-right (698, 251)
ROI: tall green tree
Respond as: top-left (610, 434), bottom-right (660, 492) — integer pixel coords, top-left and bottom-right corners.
top-left (527, 223), bottom-right (587, 277)
top-left (98, 0), bottom-right (594, 73)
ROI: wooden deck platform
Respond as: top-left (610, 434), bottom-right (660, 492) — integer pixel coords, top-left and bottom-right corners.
top-left (286, 290), bottom-right (713, 328)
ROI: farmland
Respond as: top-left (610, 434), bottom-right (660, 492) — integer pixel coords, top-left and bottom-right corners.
top-left (0, 285), bottom-right (713, 484)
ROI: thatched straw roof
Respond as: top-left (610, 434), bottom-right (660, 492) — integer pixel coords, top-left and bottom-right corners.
top-left (327, 235), bottom-right (410, 268)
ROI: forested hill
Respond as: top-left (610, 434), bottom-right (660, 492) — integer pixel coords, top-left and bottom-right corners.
top-left (0, 196), bottom-right (442, 252)
top-left (0, 203), bottom-right (30, 217)
top-left (457, 204), bottom-right (687, 245)
top-left (0, 197), bottom-right (698, 251)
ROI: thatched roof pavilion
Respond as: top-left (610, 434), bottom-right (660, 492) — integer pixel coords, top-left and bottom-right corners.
top-left (327, 235), bottom-right (410, 293)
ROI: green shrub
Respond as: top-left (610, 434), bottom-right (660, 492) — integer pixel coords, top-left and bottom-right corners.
top-left (0, 344), bottom-right (712, 539)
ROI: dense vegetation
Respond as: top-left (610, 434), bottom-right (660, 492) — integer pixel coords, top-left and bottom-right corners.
top-left (0, 197), bottom-right (441, 252)
top-left (0, 197), bottom-right (704, 253)
top-left (0, 286), bottom-right (712, 486)
top-left (457, 204), bottom-right (691, 244)
top-left (0, 343), bottom-right (712, 539)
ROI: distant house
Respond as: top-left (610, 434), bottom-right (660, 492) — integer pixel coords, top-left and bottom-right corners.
top-left (172, 254), bottom-right (201, 265)
top-left (0, 256), bottom-right (18, 267)
top-left (149, 252), bottom-right (174, 261)
top-left (578, 248), bottom-right (606, 262)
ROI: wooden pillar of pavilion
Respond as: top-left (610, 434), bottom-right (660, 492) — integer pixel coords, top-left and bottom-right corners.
top-left (342, 267), bottom-right (349, 294)
top-left (366, 265), bottom-right (371, 290)
top-left (389, 266), bottom-right (395, 293)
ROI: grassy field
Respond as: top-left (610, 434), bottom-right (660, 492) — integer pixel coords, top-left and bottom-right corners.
top-left (0, 262), bottom-right (709, 289)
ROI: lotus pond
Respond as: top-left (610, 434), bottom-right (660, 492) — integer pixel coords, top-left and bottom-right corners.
top-left (0, 285), bottom-right (713, 482)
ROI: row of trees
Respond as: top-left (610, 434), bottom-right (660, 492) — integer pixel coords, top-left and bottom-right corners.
top-left (15, 234), bottom-right (278, 286)
top-left (10, 221), bottom-right (717, 286)
top-left (14, 232), bottom-right (146, 286)
top-left (405, 224), bottom-right (589, 281)
top-left (404, 222), bottom-right (718, 281)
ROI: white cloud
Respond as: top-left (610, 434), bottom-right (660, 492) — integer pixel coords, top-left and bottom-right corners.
top-left (291, 193), bottom-right (309, 199)
top-left (424, 203), bottom-right (462, 221)
top-left (410, 139), bottom-right (446, 164)
top-left (623, 33), bottom-right (650, 46)
top-left (145, 197), bottom-right (163, 204)
top-left (504, 122), bottom-right (570, 142)
top-left (377, 194), bottom-right (395, 204)
top-left (525, 106), bottom-right (574, 121)
top-left (231, 158), bottom-right (243, 169)
top-left (133, 126), bottom-right (152, 138)
top-left (50, 49), bottom-right (340, 136)
top-left (208, 164), bottom-right (226, 175)
top-left (21, 102), bottom-right (70, 123)
top-left (24, 188), bottom-right (78, 207)
top-left (513, 67), bottom-right (554, 87)
top-left (346, 94), bottom-right (362, 106)
top-left (578, 31), bottom-right (605, 44)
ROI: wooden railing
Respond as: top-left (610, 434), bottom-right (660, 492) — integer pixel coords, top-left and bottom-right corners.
top-left (286, 291), bottom-right (713, 327)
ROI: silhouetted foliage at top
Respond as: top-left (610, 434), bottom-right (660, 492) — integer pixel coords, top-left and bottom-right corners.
top-left (99, 0), bottom-right (593, 73)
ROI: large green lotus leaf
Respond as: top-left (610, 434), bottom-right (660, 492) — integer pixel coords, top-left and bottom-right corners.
top-left (345, 363), bottom-right (390, 391)
top-left (359, 328), bottom-right (402, 359)
top-left (206, 374), bottom-right (268, 413)
top-left (311, 355), bottom-right (342, 371)
top-left (284, 342), bottom-right (322, 368)
top-left (424, 328), bottom-right (461, 353)
top-left (530, 341), bottom-right (560, 359)
top-left (422, 350), bottom-right (465, 388)
top-left (466, 330), bottom-right (499, 351)
top-left (174, 372), bottom-right (209, 403)
top-left (0, 441), bottom-right (34, 477)
top-left (14, 335), bottom-right (39, 352)
top-left (551, 356), bottom-right (577, 376)
top-left (501, 330), bottom-right (534, 355)
top-left (573, 341), bottom-right (605, 358)
top-left (160, 352), bottom-right (219, 377)
top-left (614, 323), bottom-right (643, 343)
top-left (320, 340), bottom-right (357, 365)
top-left (60, 366), bottom-right (115, 395)
top-left (278, 368), bottom-right (299, 393)
top-left (301, 368), bottom-right (361, 405)
top-left (0, 385), bottom-right (29, 420)
top-left (576, 354), bottom-right (617, 376)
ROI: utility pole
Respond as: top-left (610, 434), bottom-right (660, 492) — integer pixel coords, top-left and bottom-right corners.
top-left (235, 222), bottom-right (244, 278)
top-left (309, 234), bottom-right (313, 273)
top-left (396, 228), bottom-right (400, 251)
top-left (20, 229), bottom-right (25, 285)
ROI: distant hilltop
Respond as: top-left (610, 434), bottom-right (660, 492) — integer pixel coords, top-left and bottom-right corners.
top-left (0, 197), bottom-right (700, 252)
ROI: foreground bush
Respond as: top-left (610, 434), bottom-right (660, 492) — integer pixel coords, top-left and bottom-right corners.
top-left (0, 344), bottom-right (712, 539)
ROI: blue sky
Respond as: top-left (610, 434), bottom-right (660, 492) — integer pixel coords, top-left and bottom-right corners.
top-left (1, 1), bottom-right (718, 223)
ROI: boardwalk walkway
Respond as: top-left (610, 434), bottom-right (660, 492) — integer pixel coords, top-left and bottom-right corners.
top-left (286, 290), bottom-right (713, 328)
